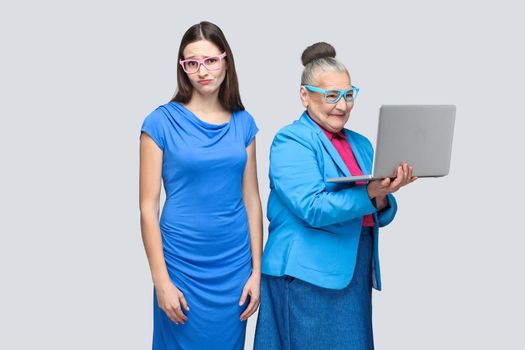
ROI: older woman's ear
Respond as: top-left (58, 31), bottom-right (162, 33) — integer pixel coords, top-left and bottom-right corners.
top-left (299, 86), bottom-right (309, 108)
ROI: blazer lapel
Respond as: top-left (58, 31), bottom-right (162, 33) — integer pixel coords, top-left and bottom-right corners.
top-left (299, 113), bottom-right (350, 177)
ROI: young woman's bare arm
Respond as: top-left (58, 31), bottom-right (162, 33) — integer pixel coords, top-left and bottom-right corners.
top-left (140, 133), bottom-right (189, 324)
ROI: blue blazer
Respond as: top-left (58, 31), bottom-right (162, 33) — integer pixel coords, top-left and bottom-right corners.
top-left (262, 112), bottom-right (398, 290)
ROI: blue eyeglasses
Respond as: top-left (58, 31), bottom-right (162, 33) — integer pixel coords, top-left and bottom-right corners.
top-left (303, 85), bottom-right (360, 104)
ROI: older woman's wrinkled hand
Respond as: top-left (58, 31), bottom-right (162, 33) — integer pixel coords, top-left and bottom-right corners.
top-left (367, 163), bottom-right (417, 199)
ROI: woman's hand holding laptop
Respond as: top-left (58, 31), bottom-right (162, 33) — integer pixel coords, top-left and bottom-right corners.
top-left (367, 163), bottom-right (418, 210)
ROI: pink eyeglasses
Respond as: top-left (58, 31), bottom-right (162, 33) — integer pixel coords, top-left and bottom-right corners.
top-left (179, 52), bottom-right (227, 74)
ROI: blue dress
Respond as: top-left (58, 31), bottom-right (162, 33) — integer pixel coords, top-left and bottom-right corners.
top-left (141, 101), bottom-right (258, 349)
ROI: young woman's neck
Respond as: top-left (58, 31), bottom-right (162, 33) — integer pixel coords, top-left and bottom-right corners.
top-left (186, 91), bottom-right (225, 113)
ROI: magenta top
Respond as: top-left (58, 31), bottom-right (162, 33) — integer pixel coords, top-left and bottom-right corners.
top-left (318, 124), bottom-right (375, 227)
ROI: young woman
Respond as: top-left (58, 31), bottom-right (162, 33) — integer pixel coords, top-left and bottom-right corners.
top-left (139, 21), bottom-right (262, 349)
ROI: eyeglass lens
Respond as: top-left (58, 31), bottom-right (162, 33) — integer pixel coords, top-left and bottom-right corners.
top-left (325, 89), bottom-right (355, 103)
top-left (182, 57), bottom-right (222, 73)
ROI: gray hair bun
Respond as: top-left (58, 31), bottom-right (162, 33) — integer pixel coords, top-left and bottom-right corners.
top-left (301, 42), bottom-right (336, 66)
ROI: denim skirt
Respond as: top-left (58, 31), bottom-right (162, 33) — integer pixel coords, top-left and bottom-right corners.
top-left (254, 227), bottom-right (374, 350)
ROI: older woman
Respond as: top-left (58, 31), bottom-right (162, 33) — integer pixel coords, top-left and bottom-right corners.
top-left (254, 42), bottom-right (416, 349)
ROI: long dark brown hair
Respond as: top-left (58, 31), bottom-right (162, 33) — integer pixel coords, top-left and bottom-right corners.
top-left (171, 21), bottom-right (244, 112)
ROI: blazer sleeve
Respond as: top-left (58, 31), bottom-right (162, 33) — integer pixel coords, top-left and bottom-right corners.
top-left (269, 127), bottom-right (377, 228)
top-left (376, 193), bottom-right (398, 227)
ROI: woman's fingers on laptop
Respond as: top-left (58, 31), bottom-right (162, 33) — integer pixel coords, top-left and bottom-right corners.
top-left (398, 164), bottom-right (418, 186)
top-left (405, 164), bottom-right (420, 185)
top-left (406, 165), bottom-right (418, 184)
top-left (403, 164), bottom-right (411, 185)
top-left (374, 164), bottom-right (416, 196)
top-left (390, 164), bottom-right (412, 191)
top-left (390, 166), bottom-right (404, 189)
top-left (376, 164), bottom-right (417, 196)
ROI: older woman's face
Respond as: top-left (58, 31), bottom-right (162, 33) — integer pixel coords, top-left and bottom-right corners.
top-left (300, 70), bottom-right (353, 133)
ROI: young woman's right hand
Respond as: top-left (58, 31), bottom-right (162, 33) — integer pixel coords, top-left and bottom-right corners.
top-left (155, 280), bottom-right (190, 324)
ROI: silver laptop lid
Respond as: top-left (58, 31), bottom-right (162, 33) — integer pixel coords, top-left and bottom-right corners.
top-left (372, 105), bottom-right (456, 179)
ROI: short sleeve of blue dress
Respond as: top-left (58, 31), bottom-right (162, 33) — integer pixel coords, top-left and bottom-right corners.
top-left (140, 108), bottom-right (167, 151)
top-left (140, 102), bottom-right (258, 350)
top-left (241, 111), bottom-right (259, 147)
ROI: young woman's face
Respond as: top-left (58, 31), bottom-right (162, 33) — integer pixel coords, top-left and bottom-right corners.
top-left (181, 40), bottom-right (227, 98)
top-left (300, 70), bottom-right (354, 133)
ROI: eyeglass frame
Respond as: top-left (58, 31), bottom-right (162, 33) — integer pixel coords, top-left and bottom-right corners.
top-left (179, 52), bottom-right (227, 74)
top-left (303, 84), bottom-right (360, 104)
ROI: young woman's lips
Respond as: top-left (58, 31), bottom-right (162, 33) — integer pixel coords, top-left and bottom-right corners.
top-left (198, 79), bottom-right (212, 85)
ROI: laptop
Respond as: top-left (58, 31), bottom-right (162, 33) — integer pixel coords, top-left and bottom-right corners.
top-left (327, 105), bottom-right (456, 183)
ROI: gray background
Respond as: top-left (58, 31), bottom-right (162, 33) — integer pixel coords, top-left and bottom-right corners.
top-left (1, 0), bottom-right (524, 348)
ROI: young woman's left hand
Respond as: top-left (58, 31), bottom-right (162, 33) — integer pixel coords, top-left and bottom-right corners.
top-left (239, 273), bottom-right (261, 321)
